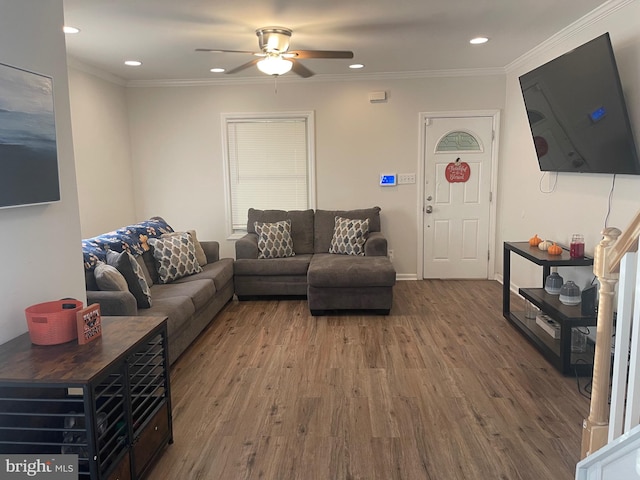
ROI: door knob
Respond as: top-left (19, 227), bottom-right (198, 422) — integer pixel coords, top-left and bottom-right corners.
top-left (425, 205), bottom-right (433, 214)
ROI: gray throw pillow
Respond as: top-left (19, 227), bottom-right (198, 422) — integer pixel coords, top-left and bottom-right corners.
top-left (94, 262), bottom-right (128, 291)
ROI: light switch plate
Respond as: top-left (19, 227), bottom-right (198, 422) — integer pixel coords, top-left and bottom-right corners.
top-left (398, 173), bottom-right (416, 184)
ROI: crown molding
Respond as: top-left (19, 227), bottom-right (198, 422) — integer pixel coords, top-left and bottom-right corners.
top-left (505, 0), bottom-right (635, 73)
top-left (66, 56), bottom-right (127, 86)
top-left (125, 67), bottom-right (505, 88)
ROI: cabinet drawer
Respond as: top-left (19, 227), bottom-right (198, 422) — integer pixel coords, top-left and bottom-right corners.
top-left (107, 452), bottom-right (131, 480)
top-left (133, 403), bottom-right (170, 476)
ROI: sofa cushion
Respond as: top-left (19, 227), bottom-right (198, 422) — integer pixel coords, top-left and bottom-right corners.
top-left (234, 254), bottom-right (312, 276)
top-left (314, 207), bottom-right (381, 253)
top-left (329, 217), bottom-right (369, 256)
top-left (308, 253), bottom-right (396, 288)
top-left (94, 262), bottom-right (129, 291)
top-left (142, 295), bottom-right (196, 338)
top-left (148, 232), bottom-right (203, 284)
top-left (173, 258), bottom-right (234, 291)
top-left (106, 250), bottom-right (152, 308)
top-left (247, 208), bottom-right (314, 254)
top-left (255, 219), bottom-right (295, 259)
top-left (150, 279), bottom-right (215, 311)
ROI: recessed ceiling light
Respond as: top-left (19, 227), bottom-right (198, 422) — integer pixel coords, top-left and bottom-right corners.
top-left (349, 64), bottom-right (365, 69)
top-left (210, 68), bottom-right (226, 73)
top-left (470, 37), bottom-right (489, 45)
top-left (63, 26), bottom-right (80, 34)
top-left (124, 60), bottom-right (142, 67)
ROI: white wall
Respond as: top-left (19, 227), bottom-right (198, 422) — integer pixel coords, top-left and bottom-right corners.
top-left (68, 66), bottom-right (137, 237)
top-left (0, 0), bottom-right (86, 345)
top-left (125, 74), bottom-right (505, 274)
top-left (498, 0), bottom-right (640, 292)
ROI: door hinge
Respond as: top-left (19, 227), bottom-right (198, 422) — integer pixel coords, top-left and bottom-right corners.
top-left (488, 250), bottom-right (491, 261)
top-left (492, 130), bottom-right (495, 140)
top-left (489, 191), bottom-right (493, 202)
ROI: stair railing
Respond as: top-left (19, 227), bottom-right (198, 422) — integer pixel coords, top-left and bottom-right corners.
top-left (581, 210), bottom-right (640, 458)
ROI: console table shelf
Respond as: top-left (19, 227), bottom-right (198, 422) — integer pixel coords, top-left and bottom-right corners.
top-left (503, 241), bottom-right (596, 375)
top-left (0, 316), bottom-right (172, 480)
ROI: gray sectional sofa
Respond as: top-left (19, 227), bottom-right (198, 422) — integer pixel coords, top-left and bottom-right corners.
top-left (83, 219), bottom-right (234, 365)
top-left (234, 206), bottom-right (396, 315)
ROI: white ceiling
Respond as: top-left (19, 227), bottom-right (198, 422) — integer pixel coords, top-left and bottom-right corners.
top-left (62, 0), bottom-right (609, 83)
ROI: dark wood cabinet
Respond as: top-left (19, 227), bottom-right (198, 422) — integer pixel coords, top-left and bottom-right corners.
top-left (503, 241), bottom-right (596, 375)
top-left (0, 316), bottom-right (172, 479)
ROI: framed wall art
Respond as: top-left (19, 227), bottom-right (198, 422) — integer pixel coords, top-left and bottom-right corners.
top-left (0, 62), bottom-right (60, 209)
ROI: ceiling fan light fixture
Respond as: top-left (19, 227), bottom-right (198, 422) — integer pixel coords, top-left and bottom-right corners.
top-left (256, 27), bottom-right (292, 54)
top-left (257, 56), bottom-right (293, 76)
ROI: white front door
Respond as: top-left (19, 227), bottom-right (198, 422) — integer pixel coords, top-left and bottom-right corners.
top-left (422, 116), bottom-right (494, 279)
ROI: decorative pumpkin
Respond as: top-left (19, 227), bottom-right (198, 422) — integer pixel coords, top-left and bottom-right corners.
top-left (538, 240), bottom-right (552, 251)
top-left (529, 234), bottom-right (542, 247)
top-left (548, 243), bottom-right (563, 256)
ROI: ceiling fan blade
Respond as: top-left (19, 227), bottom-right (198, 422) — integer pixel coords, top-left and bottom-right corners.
top-left (225, 58), bottom-right (260, 74)
top-left (288, 50), bottom-right (354, 59)
top-left (291, 61), bottom-right (314, 78)
top-left (195, 48), bottom-right (257, 54)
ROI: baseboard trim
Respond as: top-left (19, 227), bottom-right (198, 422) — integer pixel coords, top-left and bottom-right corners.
top-left (396, 274), bottom-right (418, 281)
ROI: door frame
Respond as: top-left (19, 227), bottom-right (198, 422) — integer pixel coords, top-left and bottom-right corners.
top-left (417, 110), bottom-right (501, 280)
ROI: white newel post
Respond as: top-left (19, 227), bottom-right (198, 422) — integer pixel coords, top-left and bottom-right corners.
top-left (581, 227), bottom-right (621, 458)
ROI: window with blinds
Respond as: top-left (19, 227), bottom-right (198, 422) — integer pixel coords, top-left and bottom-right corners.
top-left (223, 112), bottom-right (315, 235)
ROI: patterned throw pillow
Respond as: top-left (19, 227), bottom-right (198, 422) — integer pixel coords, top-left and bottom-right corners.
top-left (148, 232), bottom-right (203, 283)
top-left (161, 230), bottom-right (207, 266)
top-left (255, 220), bottom-right (295, 259)
top-left (329, 216), bottom-right (370, 256)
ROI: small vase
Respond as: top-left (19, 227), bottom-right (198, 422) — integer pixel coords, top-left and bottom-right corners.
top-left (544, 272), bottom-right (564, 295)
top-left (559, 280), bottom-right (581, 305)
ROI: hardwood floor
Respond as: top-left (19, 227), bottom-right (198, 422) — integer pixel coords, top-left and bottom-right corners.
top-left (149, 280), bottom-right (590, 480)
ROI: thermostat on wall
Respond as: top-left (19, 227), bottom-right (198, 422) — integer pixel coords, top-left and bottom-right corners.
top-left (380, 173), bottom-right (397, 186)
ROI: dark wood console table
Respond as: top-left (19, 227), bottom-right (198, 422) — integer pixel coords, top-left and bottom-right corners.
top-left (0, 316), bottom-right (172, 480)
top-left (503, 241), bottom-right (596, 375)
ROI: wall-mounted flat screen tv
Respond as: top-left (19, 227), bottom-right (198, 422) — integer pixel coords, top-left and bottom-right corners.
top-left (519, 33), bottom-right (640, 175)
top-left (0, 62), bottom-right (60, 208)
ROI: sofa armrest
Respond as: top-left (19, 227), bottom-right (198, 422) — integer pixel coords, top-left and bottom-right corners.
top-left (200, 240), bottom-right (220, 263)
top-left (87, 290), bottom-right (138, 316)
top-left (365, 232), bottom-right (388, 256)
top-left (235, 233), bottom-right (259, 259)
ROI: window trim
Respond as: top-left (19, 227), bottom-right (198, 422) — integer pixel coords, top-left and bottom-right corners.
top-left (221, 111), bottom-right (316, 239)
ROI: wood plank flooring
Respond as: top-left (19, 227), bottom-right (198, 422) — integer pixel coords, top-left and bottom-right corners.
top-left (149, 280), bottom-right (590, 480)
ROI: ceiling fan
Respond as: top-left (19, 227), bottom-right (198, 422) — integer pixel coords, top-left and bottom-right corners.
top-left (196, 26), bottom-right (354, 78)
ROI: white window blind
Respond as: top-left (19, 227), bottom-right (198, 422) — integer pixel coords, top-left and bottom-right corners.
top-left (224, 114), bottom-right (313, 232)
